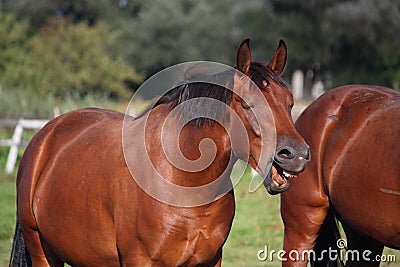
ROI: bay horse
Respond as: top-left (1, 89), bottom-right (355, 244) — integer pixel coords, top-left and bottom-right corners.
top-left (281, 85), bottom-right (400, 266)
top-left (10, 39), bottom-right (309, 267)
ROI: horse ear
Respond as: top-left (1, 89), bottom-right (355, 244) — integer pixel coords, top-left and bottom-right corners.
top-left (236, 38), bottom-right (251, 75)
top-left (267, 39), bottom-right (287, 76)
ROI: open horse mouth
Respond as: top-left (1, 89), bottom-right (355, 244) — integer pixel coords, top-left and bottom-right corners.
top-left (264, 162), bottom-right (300, 195)
top-left (263, 143), bottom-right (310, 194)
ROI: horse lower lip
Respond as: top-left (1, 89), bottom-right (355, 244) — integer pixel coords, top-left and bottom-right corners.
top-left (273, 179), bottom-right (286, 188)
top-left (272, 166), bottom-right (287, 187)
top-left (274, 176), bottom-right (287, 187)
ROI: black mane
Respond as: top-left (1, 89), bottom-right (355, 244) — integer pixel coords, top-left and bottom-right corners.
top-left (249, 62), bottom-right (289, 90)
top-left (135, 62), bottom-right (289, 127)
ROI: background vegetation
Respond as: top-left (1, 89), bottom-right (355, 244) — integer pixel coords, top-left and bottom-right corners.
top-left (0, 0), bottom-right (399, 110)
top-left (0, 0), bottom-right (400, 266)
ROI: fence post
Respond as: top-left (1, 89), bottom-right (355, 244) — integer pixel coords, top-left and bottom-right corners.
top-left (5, 121), bottom-right (24, 174)
top-left (291, 69), bottom-right (304, 100)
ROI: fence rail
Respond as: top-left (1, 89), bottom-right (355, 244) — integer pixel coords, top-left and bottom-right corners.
top-left (0, 119), bottom-right (49, 174)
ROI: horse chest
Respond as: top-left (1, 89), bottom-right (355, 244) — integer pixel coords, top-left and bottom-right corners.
top-left (160, 219), bottom-right (229, 265)
top-left (136, 198), bottom-right (235, 266)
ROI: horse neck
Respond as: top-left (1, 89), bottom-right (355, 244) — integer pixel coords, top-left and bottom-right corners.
top-left (145, 104), bottom-right (234, 187)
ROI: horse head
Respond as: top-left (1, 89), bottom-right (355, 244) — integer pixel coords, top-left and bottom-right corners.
top-left (231, 38), bottom-right (310, 194)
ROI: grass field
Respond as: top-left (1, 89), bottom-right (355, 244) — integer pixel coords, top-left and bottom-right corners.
top-left (0, 174), bottom-right (16, 266)
top-left (222, 167), bottom-right (283, 267)
top-left (0, 166), bottom-right (399, 266)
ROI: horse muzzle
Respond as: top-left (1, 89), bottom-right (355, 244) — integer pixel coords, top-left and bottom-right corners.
top-left (264, 145), bottom-right (310, 195)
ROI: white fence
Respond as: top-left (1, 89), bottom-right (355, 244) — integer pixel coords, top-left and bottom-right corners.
top-left (0, 119), bottom-right (49, 174)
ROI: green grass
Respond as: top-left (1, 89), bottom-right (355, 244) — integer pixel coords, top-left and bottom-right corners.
top-left (0, 174), bottom-right (16, 267)
top-left (223, 166), bottom-right (283, 267)
top-left (0, 168), bottom-right (399, 266)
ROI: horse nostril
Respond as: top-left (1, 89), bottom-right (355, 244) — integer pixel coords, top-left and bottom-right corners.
top-left (301, 146), bottom-right (311, 162)
top-left (276, 147), bottom-right (296, 160)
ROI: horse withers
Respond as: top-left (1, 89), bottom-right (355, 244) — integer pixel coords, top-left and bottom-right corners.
top-left (10, 39), bottom-right (308, 267)
top-left (281, 85), bottom-right (400, 267)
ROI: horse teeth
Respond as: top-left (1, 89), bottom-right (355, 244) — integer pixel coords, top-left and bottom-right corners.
top-left (282, 171), bottom-right (290, 178)
top-left (282, 170), bottom-right (298, 178)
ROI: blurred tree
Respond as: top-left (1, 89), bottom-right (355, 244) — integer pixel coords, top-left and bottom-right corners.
top-left (232, 0), bottom-right (280, 61)
top-left (1, 0), bottom-right (400, 93)
top-left (121, 0), bottom-right (237, 76)
top-left (236, 0), bottom-right (338, 96)
top-left (0, 9), bottom-right (33, 98)
top-left (0, 16), bottom-right (142, 98)
top-left (1, 0), bottom-right (128, 28)
top-left (324, 0), bottom-right (400, 89)
top-left (271, 0), bottom-right (337, 73)
top-left (237, 0), bottom-right (400, 90)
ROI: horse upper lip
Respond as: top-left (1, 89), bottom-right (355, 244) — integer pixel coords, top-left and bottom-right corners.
top-left (273, 158), bottom-right (299, 172)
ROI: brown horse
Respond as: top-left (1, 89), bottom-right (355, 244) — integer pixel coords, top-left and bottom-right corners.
top-left (10, 39), bottom-right (309, 267)
top-left (281, 85), bottom-right (400, 267)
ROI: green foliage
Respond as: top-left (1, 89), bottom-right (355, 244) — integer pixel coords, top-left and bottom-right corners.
top-left (0, 10), bottom-right (142, 100)
top-left (234, 0), bottom-right (400, 89)
top-left (123, 0), bottom-right (237, 75)
top-left (1, 0), bottom-right (400, 100)
top-left (4, 17), bottom-right (141, 98)
top-left (0, 11), bottom-right (30, 80)
top-left (323, 0), bottom-right (400, 88)
top-left (233, 1), bottom-right (278, 60)
top-left (2, 0), bottom-right (127, 29)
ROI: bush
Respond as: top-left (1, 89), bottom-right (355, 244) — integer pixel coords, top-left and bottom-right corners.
top-left (0, 12), bottom-right (142, 99)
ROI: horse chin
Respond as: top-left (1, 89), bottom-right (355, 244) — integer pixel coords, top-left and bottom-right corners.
top-left (263, 165), bottom-right (291, 195)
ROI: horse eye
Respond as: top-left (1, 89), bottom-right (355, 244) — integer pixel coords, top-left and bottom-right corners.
top-left (242, 103), bottom-right (255, 110)
top-left (289, 103), bottom-right (294, 110)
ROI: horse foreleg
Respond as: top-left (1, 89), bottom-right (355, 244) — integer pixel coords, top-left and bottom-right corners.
top-left (281, 205), bottom-right (330, 267)
top-left (280, 163), bottom-right (330, 267)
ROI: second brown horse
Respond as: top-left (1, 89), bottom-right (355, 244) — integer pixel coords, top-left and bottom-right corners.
top-left (281, 85), bottom-right (400, 267)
